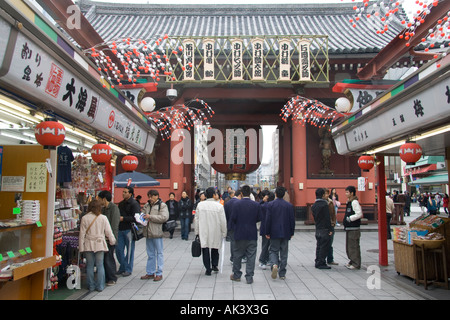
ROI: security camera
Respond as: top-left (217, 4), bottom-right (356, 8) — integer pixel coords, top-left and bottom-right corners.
top-left (166, 88), bottom-right (177, 101)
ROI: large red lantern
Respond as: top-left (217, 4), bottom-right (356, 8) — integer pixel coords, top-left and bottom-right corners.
top-left (357, 155), bottom-right (374, 172)
top-left (34, 120), bottom-right (65, 149)
top-left (121, 155), bottom-right (138, 172)
top-left (91, 143), bottom-right (112, 165)
top-left (399, 142), bottom-right (422, 165)
top-left (209, 125), bottom-right (262, 180)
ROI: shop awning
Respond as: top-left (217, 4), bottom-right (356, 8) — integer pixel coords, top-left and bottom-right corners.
top-left (408, 173), bottom-right (449, 186)
top-left (114, 171), bottom-right (160, 188)
top-left (404, 164), bottom-right (437, 175)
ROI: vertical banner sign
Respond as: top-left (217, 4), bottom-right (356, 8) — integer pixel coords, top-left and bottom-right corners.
top-left (183, 39), bottom-right (195, 80)
top-left (279, 39), bottom-right (290, 81)
top-left (231, 39), bottom-right (243, 81)
top-left (298, 40), bottom-right (311, 81)
top-left (357, 177), bottom-right (366, 192)
top-left (203, 39), bottom-right (215, 80)
top-left (251, 38), bottom-right (264, 81)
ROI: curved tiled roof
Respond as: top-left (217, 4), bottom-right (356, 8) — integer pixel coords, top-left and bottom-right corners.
top-left (77, 0), bottom-right (407, 55)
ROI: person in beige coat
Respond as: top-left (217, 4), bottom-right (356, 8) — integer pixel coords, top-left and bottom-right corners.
top-left (79, 200), bottom-right (116, 292)
top-left (194, 187), bottom-right (227, 276)
top-left (140, 190), bottom-right (169, 281)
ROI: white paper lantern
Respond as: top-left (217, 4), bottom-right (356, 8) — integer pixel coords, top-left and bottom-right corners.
top-left (140, 97), bottom-right (156, 112)
top-left (335, 97), bottom-right (351, 113)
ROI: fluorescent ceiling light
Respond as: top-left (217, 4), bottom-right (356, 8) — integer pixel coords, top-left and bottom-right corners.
top-left (366, 140), bottom-right (406, 155)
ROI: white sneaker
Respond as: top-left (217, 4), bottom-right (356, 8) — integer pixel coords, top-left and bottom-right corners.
top-left (258, 263), bottom-right (267, 270)
top-left (271, 265), bottom-right (278, 279)
top-left (345, 264), bottom-right (356, 270)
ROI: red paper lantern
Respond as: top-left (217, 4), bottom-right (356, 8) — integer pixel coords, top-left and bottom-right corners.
top-left (209, 125), bottom-right (262, 180)
top-left (34, 120), bottom-right (65, 149)
top-left (121, 155), bottom-right (138, 172)
top-left (91, 143), bottom-right (112, 165)
top-left (399, 142), bottom-right (422, 165)
top-left (357, 155), bottom-right (375, 172)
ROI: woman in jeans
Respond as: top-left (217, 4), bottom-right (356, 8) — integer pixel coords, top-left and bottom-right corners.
top-left (79, 200), bottom-right (116, 292)
top-left (179, 191), bottom-right (192, 240)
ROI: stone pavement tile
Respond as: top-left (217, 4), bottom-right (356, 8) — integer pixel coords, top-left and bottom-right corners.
top-left (73, 209), bottom-right (444, 301)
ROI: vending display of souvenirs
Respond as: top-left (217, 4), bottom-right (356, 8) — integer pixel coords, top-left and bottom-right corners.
top-left (409, 213), bottom-right (446, 229)
top-left (71, 154), bottom-right (107, 193)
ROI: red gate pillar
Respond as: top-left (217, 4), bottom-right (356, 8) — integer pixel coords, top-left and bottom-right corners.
top-left (376, 155), bottom-right (388, 266)
top-left (291, 121), bottom-right (307, 207)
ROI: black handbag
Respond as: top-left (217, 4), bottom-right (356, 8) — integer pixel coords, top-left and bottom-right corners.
top-left (131, 222), bottom-right (144, 241)
top-left (163, 220), bottom-right (177, 232)
top-left (191, 235), bottom-right (201, 257)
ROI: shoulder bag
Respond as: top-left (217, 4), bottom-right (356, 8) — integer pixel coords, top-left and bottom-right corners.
top-left (131, 222), bottom-right (144, 241)
top-left (191, 235), bottom-right (201, 257)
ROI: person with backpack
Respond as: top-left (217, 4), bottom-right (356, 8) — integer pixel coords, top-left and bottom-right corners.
top-left (427, 194), bottom-right (438, 215)
top-left (141, 190), bottom-right (169, 281)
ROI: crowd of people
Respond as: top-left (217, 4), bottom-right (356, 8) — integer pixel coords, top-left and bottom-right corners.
top-left (77, 184), bottom-right (372, 292)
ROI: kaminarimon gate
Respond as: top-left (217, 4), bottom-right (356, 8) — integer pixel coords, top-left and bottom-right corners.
top-left (38, 0), bottom-right (428, 222)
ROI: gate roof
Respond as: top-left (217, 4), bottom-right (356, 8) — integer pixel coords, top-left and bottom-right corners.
top-left (78, 0), bottom-right (406, 55)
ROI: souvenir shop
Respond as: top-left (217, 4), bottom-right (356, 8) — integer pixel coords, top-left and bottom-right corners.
top-left (332, 52), bottom-right (450, 288)
top-left (0, 2), bottom-right (156, 299)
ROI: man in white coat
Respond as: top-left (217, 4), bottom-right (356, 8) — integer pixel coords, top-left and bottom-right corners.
top-left (194, 187), bottom-right (228, 275)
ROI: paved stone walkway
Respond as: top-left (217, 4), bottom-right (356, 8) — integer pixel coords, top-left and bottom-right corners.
top-left (64, 203), bottom-right (449, 301)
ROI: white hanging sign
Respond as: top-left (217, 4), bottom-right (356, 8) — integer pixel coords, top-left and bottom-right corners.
top-left (279, 39), bottom-right (290, 81)
top-left (231, 39), bottom-right (243, 81)
top-left (203, 39), bottom-right (215, 80)
top-left (183, 39), bottom-right (195, 81)
top-left (251, 38), bottom-right (264, 81)
top-left (298, 40), bottom-right (311, 81)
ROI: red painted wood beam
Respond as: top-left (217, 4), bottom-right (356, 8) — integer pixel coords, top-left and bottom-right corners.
top-left (36, 0), bottom-right (124, 71)
top-left (357, 1), bottom-right (450, 80)
top-left (376, 155), bottom-right (388, 266)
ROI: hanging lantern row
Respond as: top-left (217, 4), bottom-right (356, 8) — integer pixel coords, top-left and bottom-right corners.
top-left (34, 119), bottom-right (66, 149)
top-left (85, 35), bottom-right (183, 89)
top-left (144, 98), bottom-right (215, 140)
top-left (122, 155), bottom-right (139, 172)
top-left (399, 141), bottom-right (423, 165)
top-left (346, 0), bottom-right (449, 63)
top-left (280, 95), bottom-right (344, 129)
top-left (357, 154), bottom-right (375, 172)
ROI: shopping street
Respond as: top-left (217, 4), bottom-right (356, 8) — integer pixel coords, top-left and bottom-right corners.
top-left (56, 203), bottom-right (449, 301)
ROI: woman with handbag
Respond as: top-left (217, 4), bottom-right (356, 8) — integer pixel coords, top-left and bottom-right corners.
top-left (141, 190), bottom-right (169, 282)
top-left (79, 200), bottom-right (116, 292)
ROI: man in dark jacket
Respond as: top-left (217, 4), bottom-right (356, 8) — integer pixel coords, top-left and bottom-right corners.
top-left (98, 190), bottom-right (120, 285)
top-left (265, 187), bottom-right (295, 279)
top-left (117, 186), bottom-right (141, 276)
top-left (229, 185), bottom-right (261, 284)
top-left (224, 189), bottom-right (242, 263)
top-left (178, 191), bottom-right (192, 240)
top-left (311, 188), bottom-right (333, 269)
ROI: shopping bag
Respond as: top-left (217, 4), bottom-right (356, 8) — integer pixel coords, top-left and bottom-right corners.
top-left (191, 235), bottom-right (201, 257)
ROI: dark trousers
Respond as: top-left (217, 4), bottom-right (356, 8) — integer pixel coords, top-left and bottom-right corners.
top-left (104, 244), bottom-right (117, 282)
top-left (387, 213), bottom-right (392, 239)
top-left (232, 240), bottom-right (257, 280)
top-left (202, 248), bottom-right (219, 273)
top-left (315, 229), bottom-right (331, 267)
top-left (326, 226), bottom-right (335, 264)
